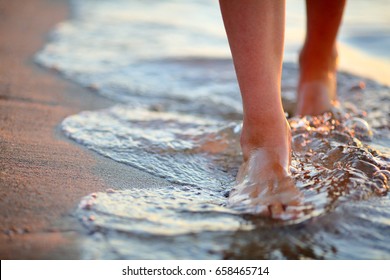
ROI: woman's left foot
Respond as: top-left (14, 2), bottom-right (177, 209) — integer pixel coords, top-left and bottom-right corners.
top-left (296, 46), bottom-right (339, 116)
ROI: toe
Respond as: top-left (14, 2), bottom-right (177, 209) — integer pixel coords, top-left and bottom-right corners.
top-left (269, 203), bottom-right (284, 218)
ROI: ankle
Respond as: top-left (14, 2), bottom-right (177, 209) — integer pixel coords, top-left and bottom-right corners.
top-left (299, 45), bottom-right (338, 81)
top-left (240, 113), bottom-right (291, 161)
top-left (296, 46), bottom-right (339, 116)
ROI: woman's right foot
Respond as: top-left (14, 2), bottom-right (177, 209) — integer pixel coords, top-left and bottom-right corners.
top-left (229, 115), bottom-right (303, 219)
top-left (229, 148), bottom-right (303, 219)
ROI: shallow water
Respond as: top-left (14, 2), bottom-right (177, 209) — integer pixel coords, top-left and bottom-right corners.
top-left (36, 0), bottom-right (390, 259)
top-left (69, 75), bottom-right (390, 259)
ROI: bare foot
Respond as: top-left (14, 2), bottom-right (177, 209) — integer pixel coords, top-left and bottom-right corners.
top-left (296, 79), bottom-right (337, 116)
top-left (229, 118), bottom-right (303, 220)
top-left (296, 47), bottom-right (338, 116)
top-left (229, 148), bottom-right (303, 219)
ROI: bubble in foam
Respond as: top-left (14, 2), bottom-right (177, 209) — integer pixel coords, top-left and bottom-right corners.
top-left (345, 117), bottom-right (373, 141)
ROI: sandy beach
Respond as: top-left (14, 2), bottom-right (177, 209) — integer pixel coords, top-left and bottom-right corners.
top-left (0, 0), bottom-right (171, 259)
top-left (1, 0), bottom-right (389, 260)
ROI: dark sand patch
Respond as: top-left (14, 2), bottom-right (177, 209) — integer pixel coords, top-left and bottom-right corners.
top-left (0, 0), bottom-right (171, 259)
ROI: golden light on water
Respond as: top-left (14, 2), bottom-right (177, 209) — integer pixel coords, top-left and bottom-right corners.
top-left (338, 43), bottom-right (390, 86)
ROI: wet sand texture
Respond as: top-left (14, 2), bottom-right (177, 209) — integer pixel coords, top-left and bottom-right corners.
top-left (0, 0), bottom-right (171, 259)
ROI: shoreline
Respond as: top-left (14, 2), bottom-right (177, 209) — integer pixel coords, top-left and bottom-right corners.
top-left (1, 0), bottom-right (388, 260)
top-left (0, 0), bottom-right (171, 259)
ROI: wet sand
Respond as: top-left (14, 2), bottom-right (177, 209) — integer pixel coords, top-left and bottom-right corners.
top-left (0, 0), bottom-right (171, 259)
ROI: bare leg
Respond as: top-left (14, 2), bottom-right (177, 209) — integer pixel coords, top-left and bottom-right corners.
top-left (219, 0), bottom-right (302, 218)
top-left (296, 0), bottom-right (347, 116)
